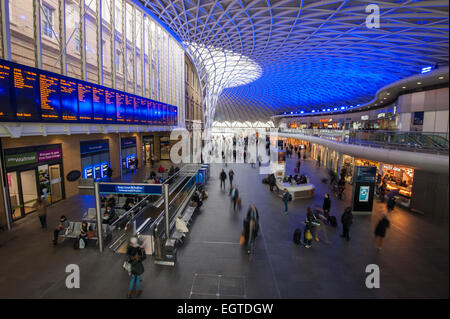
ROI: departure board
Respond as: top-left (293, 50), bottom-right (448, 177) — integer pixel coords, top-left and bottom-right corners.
top-left (0, 59), bottom-right (179, 126)
top-left (60, 78), bottom-right (78, 121)
top-left (140, 97), bottom-right (147, 124)
top-left (133, 96), bottom-right (140, 124)
top-left (125, 94), bottom-right (134, 123)
top-left (116, 92), bottom-right (125, 122)
top-left (92, 86), bottom-right (105, 121)
top-left (78, 83), bottom-right (93, 121)
top-left (39, 73), bottom-right (61, 121)
top-left (0, 61), bottom-right (14, 121)
top-left (13, 66), bottom-right (40, 121)
top-left (105, 89), bottom-right (116, 122)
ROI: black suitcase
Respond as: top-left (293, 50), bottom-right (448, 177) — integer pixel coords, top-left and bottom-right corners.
top-left (293, 228), bottom-right (302, 244)
top-left (329, 216), bottom-right (338, 227)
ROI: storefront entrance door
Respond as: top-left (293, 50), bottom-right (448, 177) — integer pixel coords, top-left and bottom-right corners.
top-left (20, 169), bottom-right (39, 216)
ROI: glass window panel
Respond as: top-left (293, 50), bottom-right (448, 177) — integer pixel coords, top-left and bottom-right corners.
top-left (66, 0), bottom-right (81, 79)
top-left (41, 1), bottom-right (61, 73)
top-left (9, 0), bottom-right (35, 67)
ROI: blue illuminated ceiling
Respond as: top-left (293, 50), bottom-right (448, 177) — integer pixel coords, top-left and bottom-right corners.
top-left (139, 0), bottom-right (449, 122)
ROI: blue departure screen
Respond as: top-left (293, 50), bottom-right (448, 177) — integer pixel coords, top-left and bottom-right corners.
top-left (0, 59), bottom-right (179, 125)
top-left (13, 66), bottom-right (40, 121)
top-left (133, 96), bottom-right (140, 124)
top-left (78, 82), bottom-right (93, 121)
top-left (140, 97), bottom-right (147, 124)
top-left (116, 92), bottom-right (125, 122)
top-left (105, 89), bottom-right (116, 122)
top-left (0, 61), bottom-right (14, 121)
top-left (92, 86), bottom-right (105, 121)
top-left (125, 94), bottom-right (133, 123)
top-left (39, 72), bottom-right (61, 121)
top-left (60, 77), bottom-right (78, 121)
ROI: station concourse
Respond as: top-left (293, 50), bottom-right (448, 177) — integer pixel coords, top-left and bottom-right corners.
top-left (0, 0), bottom-right (448, 300)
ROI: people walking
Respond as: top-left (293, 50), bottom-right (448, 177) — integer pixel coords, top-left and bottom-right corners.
top-left (296, 159), bottom-right (301, 174)
top-left (231, 185), bottom-right (240, 211)
top-left (387, 194), bottom-right (396, 213)
top-left (127, 237), bottom-right (145, 298)
top-left (220, 169), bottom-right (227, 190)
top-left (306, 207), bottom-right (321, 242)
top-left (33, 196), bottom-right (48, 229)
top-left (269, 173), bottom-right (276, 192)
top-left (340, 207), bottom-right (353, 242)
top-left (282, 188), bottom-right (291, 215)
top-left (374, 213), bottom-right (390, 251)
top-left (322, 193), bottom-right (331, 222)
top-left (244, 204), bottom-right (259, 254)
top-left (228, 169), bottom-right (235, 193)
top-left (317, 154), bottom-right (321, 167)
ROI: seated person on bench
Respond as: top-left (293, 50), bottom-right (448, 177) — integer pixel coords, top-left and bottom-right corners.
top-left (123, 197), bottom-right (135, 210)
top-left (197, 182), bottom-right (207, 200)
top-left (53, 215), bottom-right (71, 246)
top-left (79, 221), bottom-right (89, 247)
top-left (191, 190), bottom-right (203, 208)
top-left (103, 205), bottom-right (117, 224)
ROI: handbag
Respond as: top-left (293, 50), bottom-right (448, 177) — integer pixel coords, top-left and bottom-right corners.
top-left (239, 232), bottom-right (245, 246)
top-left (122, 261), bottom-right (131, 275)
top-left (79, 238), bottom-right (86, 249)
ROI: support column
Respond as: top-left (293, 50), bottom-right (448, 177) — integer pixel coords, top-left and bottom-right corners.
top-left (80, 0), bottom-right (87, 80)
top-left (34, 0), bottom-right (43, 69)
top-left (96, 0), bottom-right (104, 85)
top-left (122, 0), bottom-right (127, 92)
top-left (110, 0), bottom-right (116, 89)
top-left (59, 0), bottom-right (67, 75)
top-left (94, 183), bottom-right (104, 253)
top-left (0, 0), bottom-right (11, 61)
top-left (132, 6), bottom-right (136, 94)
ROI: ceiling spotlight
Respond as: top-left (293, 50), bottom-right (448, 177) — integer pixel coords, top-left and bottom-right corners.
top-left (386, 93), bottom-right (390, 96)
top-left (334, 108), bottom-right (337, 111)
top-left (312, 110), bottom-right (315, 113)
top-left (417, 82), bottom-right (422, 85)
top-left (327, 109), bottom-right (331, 111)
top-left (438, 76), bottom-right (444, 80)
top-left (383, 97), bottom-right (387, 100)
top-left (402, 86), bottom-right (406, 89)
top-left (300, 111), bottom-right (304, 114)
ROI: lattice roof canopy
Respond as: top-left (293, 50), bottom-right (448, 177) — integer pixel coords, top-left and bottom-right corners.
top-left (139, 0), bottom-right (449, 124)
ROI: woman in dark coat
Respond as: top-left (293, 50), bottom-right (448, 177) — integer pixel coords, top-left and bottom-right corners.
top-left (374, 214), bottom-right (390, 250)
top-left (322, 193), bottom-right (331, 222)
top-left (244, 204), bottom-right (259, 255)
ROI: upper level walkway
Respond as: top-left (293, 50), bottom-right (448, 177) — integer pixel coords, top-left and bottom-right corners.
top-left (0, 155), bottom-right (447, 298)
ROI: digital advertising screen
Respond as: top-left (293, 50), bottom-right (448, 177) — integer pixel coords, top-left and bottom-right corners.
top-left (104, 88), bottom-right (116, 122)
top-left (124, 94), bottom-right (134, 123)
top-left (13, 66), bottom-right (40, 121)
top-left (0, 60), bottom-right (14, 121)
top-left (78, 82), bottom-right (93, 121)
top-left (92, 86), bottom-right (105, 122)
top-left (39, 72), bottom-right (61, 121)
top-left (116, 92), bottom-right (125, 123)
top-left (60, 77), bottom-right (78, 122)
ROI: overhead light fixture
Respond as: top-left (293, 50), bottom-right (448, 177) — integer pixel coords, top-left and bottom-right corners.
top-left (386, 93), bottom-right (390, 96)
top-left (402, 86), bottom-right (406, 89)
top-left (312, 110), bottom-right (315, 113)
top-left (327, 109), bottom-right (331, 111)
top-left (334, 107), bottom-right (337, 111)
top-left (417, 82), bottom-right (422, 85)
top-left (341, 107), bottom-right (345, 110)
top-left (300, 111), bottom-right (304, 114)
top-left (383, 97), bottom-right (387, 100)
top-left (438, 76), bottom-right (444, 80)
top-left (421, 66), bottom-right (432, 74)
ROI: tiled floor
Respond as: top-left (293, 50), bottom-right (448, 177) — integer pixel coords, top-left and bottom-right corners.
top-left (0, 157), bottom-right (448, 298)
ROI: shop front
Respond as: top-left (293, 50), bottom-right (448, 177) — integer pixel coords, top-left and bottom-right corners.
top-left (3, 144), bottom-right (64, 220)
top-left (142, 135), bottom-right (154, 165)
top-left (80, 140), bottom-right (111, 180)
top-left (379, 164), bottom-right (414, 208)
top-left (121, 137), bottom-right (138, 173)
top-left (159, 136), bottom-right (171, 160)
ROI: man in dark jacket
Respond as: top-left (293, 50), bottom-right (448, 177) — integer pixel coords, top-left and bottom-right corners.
top-left (220, 169), bottom-right (227, 190)
top-left (341, 207), bottom-right (353, 241)
top-left (231, 185), bottom-right (239, 211)
top-left (228, 169), bottom-right (235, 193)
top-left (322, 193), bottom-right (331, 222)
top-left (268, 174), bottom-right (276, 191)
top-left (375, 213), bottom-right (390, 250)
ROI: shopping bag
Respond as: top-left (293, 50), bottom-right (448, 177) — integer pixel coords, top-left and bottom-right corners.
top-left (239, 232), bottom-right (245, 246)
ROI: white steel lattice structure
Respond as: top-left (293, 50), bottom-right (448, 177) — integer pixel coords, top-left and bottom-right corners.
top-left (140, 0), bottom-right (448, 126)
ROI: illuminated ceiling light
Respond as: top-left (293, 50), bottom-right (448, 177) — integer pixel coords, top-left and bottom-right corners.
top-left (311, 110), bottom-right (316, 113)
top-left (421, 66), bottom-right (432, 74)
top-left (334, 108), bottom-right (337, 111)
top-left (300, 111), bottom-right (304, 114)
top-left (417, 82), bottom-right (422, 85)
top-left (402, 86), bottom-right (406, 89)
top-left (327, 109), bottom-right (331, 111)
top-left (386, 93), bottom-right (390, 96)
top-left (438, 76), bottom-right (444, 80)
top-left (383, 97), bottom-right (387, 100)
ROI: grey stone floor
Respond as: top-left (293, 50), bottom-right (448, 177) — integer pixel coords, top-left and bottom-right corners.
top-left (0, 157), bottom-right (448, 299)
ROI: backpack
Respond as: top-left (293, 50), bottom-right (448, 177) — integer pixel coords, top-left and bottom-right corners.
top-left (293, 228), bottom-right (302, 245)
top-left (288, 193), bottom-right (293, 201)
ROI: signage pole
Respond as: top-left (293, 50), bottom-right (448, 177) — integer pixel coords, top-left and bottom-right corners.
top-left (0, 140), bottom-right (12, 230)
top-left (164, 183), bottom-right (170, 239)
top-left (94, 182), bottom-right (104, 253)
